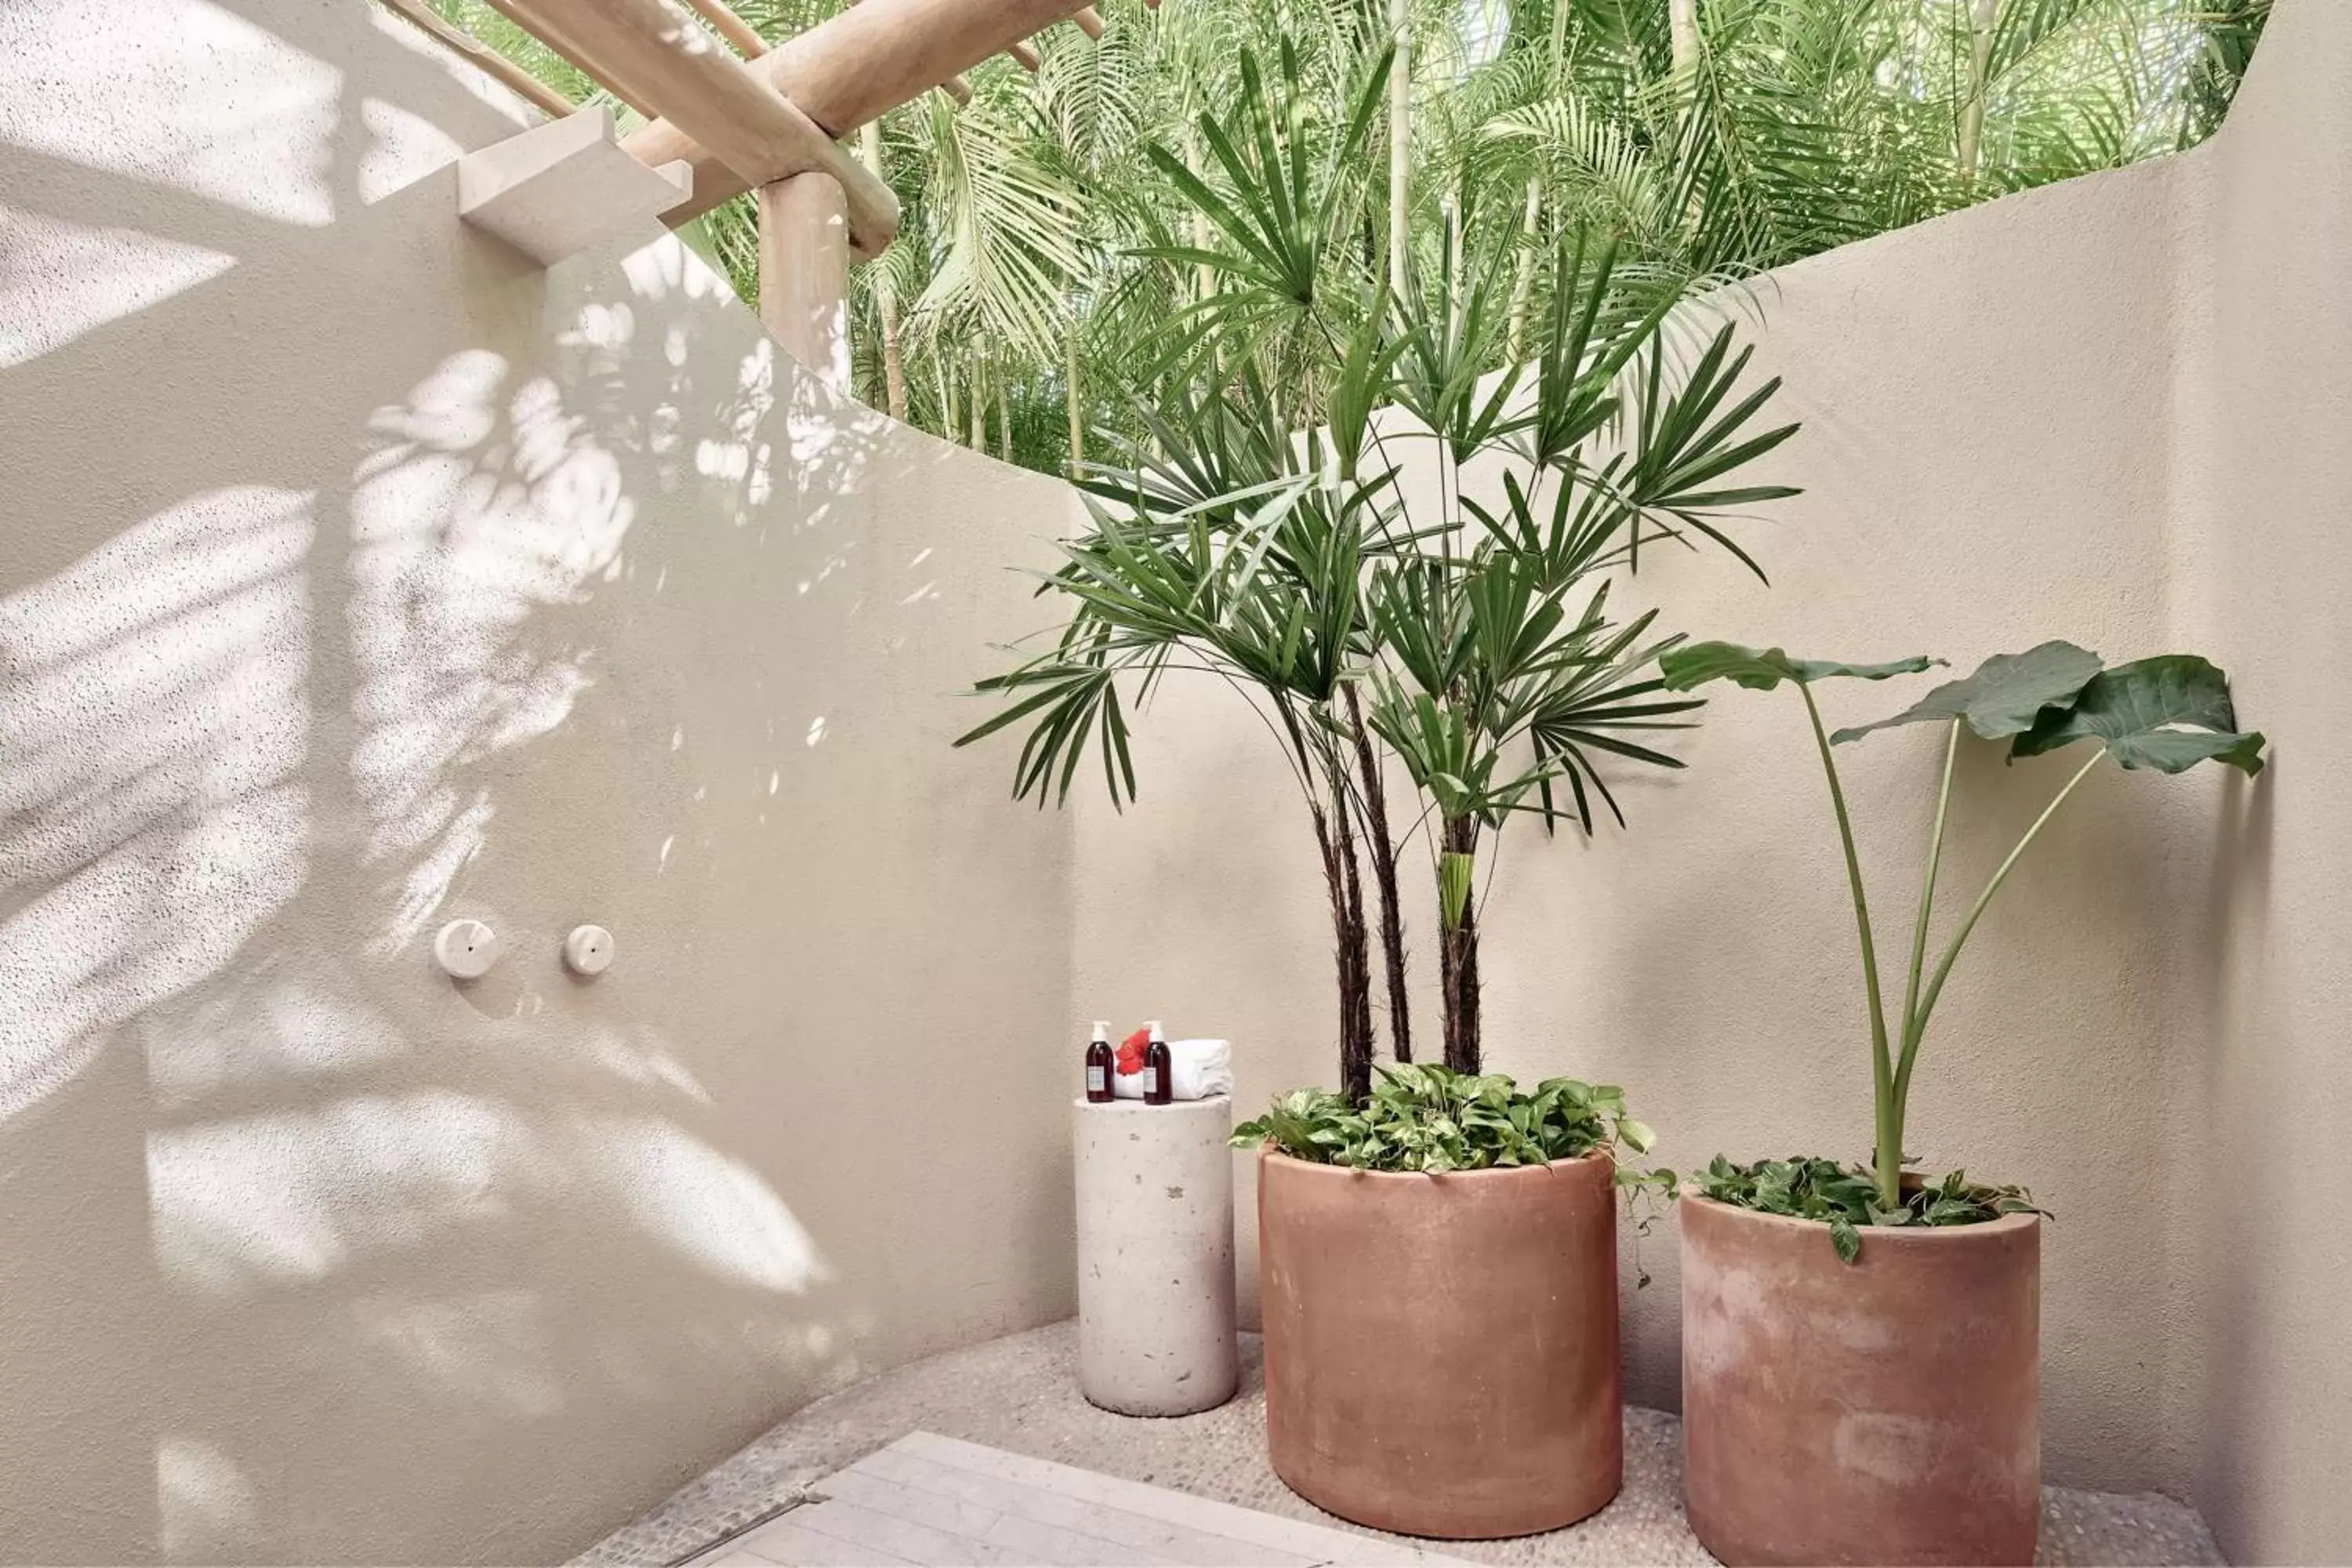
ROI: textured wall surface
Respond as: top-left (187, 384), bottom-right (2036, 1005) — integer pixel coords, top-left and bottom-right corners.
top-left (1072, 5), bottom-right (2343, 1557)
top-left (2, 0), bottom-right (2346, 1563)
top-left (2164, 2), bottom-right (2352, 1560)
top-left (0, 3), bottom-right (1083, 1562)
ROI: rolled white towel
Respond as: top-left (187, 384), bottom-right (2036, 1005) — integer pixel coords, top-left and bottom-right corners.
top-left (1112, 1038), bottom-right (1233, 1102)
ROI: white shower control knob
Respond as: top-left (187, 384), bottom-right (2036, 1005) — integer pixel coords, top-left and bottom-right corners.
top-left (563, 924), bottom-right (615, 976)
top-left (434, 919), bottom-right (501, 979)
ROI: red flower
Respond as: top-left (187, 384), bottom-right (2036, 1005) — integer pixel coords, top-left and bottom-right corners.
top-left (1116, 1027), bottom-right (1150, 1076)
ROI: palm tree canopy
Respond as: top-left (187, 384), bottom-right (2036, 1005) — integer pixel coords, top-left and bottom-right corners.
top-left (429, 0), bottom-right (2270, 472)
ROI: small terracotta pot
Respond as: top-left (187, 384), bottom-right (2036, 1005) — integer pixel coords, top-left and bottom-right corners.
top-left (1258, 1149), bottom-right (1621, 1539)
top-left (1680, 1192), bottom-right (2041, 1566)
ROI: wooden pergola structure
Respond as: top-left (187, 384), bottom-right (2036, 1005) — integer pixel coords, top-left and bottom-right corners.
top-left (381, 0), bottom-right (1154, 394)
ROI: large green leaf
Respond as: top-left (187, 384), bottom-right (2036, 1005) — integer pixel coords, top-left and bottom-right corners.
top-left (2011, 655), bottom-right (2267, 775)
top-left (1658, 641), bottom-right (1936, 692)
top-left (1831, 641), bottom-right (2103, 745)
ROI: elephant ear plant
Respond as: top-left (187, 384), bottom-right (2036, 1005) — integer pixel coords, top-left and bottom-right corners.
top-left (1660, 640), bottom-right (2266, 1260)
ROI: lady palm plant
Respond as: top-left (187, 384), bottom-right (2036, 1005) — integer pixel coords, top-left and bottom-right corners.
top-left (959, 34), bottom-right (1801, 1095)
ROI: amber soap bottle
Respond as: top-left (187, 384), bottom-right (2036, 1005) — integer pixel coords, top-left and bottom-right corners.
top-left (1084, 1021), bottom-right (1114, 1104)
top-left (1144, 1020), bottom-right (1173, 1105)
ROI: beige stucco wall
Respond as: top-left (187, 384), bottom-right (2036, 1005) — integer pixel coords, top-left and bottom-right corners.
top-left (0, 4), bottom-right (1085, 1563)
top-left (2, 0), bottom-right (2346, 1563)
top-left (2164, 1), bottom-right (2352, 1560)
top-left (1075, 5), bottom-right (2345, 1561)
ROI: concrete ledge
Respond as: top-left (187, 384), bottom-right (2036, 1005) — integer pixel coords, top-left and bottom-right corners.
top-left (458, 107), bottom-right (692, 267)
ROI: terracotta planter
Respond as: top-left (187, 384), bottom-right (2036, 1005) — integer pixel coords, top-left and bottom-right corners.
top-left (1680, 1192), bottom-right (2041, 1566)
top-left (1258, 1149), bottom-right (1621, 1539)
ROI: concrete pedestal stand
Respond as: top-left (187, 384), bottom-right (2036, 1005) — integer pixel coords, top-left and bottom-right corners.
top-left (1072, 1096), bottom-right (1239, 1416)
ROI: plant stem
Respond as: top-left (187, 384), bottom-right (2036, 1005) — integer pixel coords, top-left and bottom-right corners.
top-left (1893, 750), bottom-right (2105, 1119)
top-left (1796, 683), bottom-right (1896, 1207)
top-left (1387, 0), bottom-right (1412, 303)
top-left (1899, 720), bottom-right (1962, 1054)
top-left (1878, 717), bottom-right (1962, 1210)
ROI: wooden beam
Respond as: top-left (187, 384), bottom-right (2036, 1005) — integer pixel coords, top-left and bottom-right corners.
top-left (476, 0), bottom-right (660, 118)
top-left (1073, 6), bottom-right (1105, 40)
top-left (376, 0), bottom-right (575, 118)
top-left (938, 74), bottom-right (973, 106)
top-left (495, 0), bottom-right (899, 256)
top-left (678, 0), bottom-right (767, 57)
top-left (759, 173), bottom-right (851, 393)
top-left (624, 0), bottom-right (1091, 223)
top-left (459, 107), bottom-right (693, 265)
top-left (1004, 38), bottom-right (1041, 72)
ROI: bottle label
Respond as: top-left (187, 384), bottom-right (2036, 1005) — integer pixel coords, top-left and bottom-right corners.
top-left (1087, 1065), bottom-right (1106, 1093)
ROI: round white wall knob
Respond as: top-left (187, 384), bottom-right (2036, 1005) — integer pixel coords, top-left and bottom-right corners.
top-left (563, 924), bottom-right (615, 976)
top-left (434, 919), bottom-right (501, 980)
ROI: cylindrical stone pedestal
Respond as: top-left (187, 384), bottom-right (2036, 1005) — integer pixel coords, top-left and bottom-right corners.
top-left (1072, 1096), bottom-right (1239, 1416)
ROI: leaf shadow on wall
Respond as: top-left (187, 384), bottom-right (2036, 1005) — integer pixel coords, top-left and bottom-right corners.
top-left (0, 3), bottom-right (1051, 1561)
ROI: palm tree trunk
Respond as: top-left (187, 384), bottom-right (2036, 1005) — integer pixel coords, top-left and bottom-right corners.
top-left (877, 297), bottom-right (909, 423)
top-left (997, 376), bottom-right (1013, 461)
top-left (1670, 0), bottom-right (1700, 78)
top-left (936, 353), bottom-right (958, 443)
top-left (1959, 0), bottom-right (2001, 186)
top-left (1386, 0), bottom-right (1412, 300)
top-left (1437, 816), bottom-right (1482, 1075)
top-left (1309, 792), bottom-right (1377, 1103)
top-left (1184, 122), bottom-right (1215, 306)
top-left (859, 121), bottom-right (909, 423)
top-left (1065, 326), bottom-right (1084, 474)
top-left (1508, 176), bottom-right (1540, 360)
top-left (1344, 688), bottom-right (1411, 1064)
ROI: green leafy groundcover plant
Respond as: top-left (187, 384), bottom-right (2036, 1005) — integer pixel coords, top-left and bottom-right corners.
top-left (1232, 1062), bottom-right (1658, 1179)
top-left (1689, 1156), bottom-right (2042, 1265)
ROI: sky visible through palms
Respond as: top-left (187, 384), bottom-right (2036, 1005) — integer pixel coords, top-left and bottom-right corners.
top-left (426, 0), bottom-right (2267, 474)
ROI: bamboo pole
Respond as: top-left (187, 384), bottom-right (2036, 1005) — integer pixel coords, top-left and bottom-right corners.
top-left (623, 0), bottom-right (1094, 223)
top-left (759, 172), bottom-right (851, 392)
top-left (376, 0), bottom-right (575, 118)
top-left (474, 0), bottom-right (660, 118)
top-left (495, 0), bottom-right (900, 254)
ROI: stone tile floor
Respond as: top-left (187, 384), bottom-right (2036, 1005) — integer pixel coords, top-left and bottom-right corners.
top-left (698, 1432), bottom-right (1474, 1566)
top-left (575, 1321), bottom-right (2223, 1568)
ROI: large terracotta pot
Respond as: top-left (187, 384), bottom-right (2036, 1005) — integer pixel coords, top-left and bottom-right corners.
top-left (1258, 1149), bottom-right (1621, 1539)
top-left (1680, 1192), bottom-right (2041, 1566)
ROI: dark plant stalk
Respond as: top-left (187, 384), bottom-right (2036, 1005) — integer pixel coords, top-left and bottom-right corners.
top-left (1311, 792), bottom-right (1377, 1102)
top-left (1344, 685), bottom-right (1412, 1063)
top-left (1437, 815), bottom-right (1483, 1075)
top-left (1279, 698), bottom-right (1375, 1102)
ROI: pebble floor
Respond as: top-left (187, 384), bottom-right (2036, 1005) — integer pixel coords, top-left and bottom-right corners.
top-left (575, 1321), bottom-right (2223, 1568)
